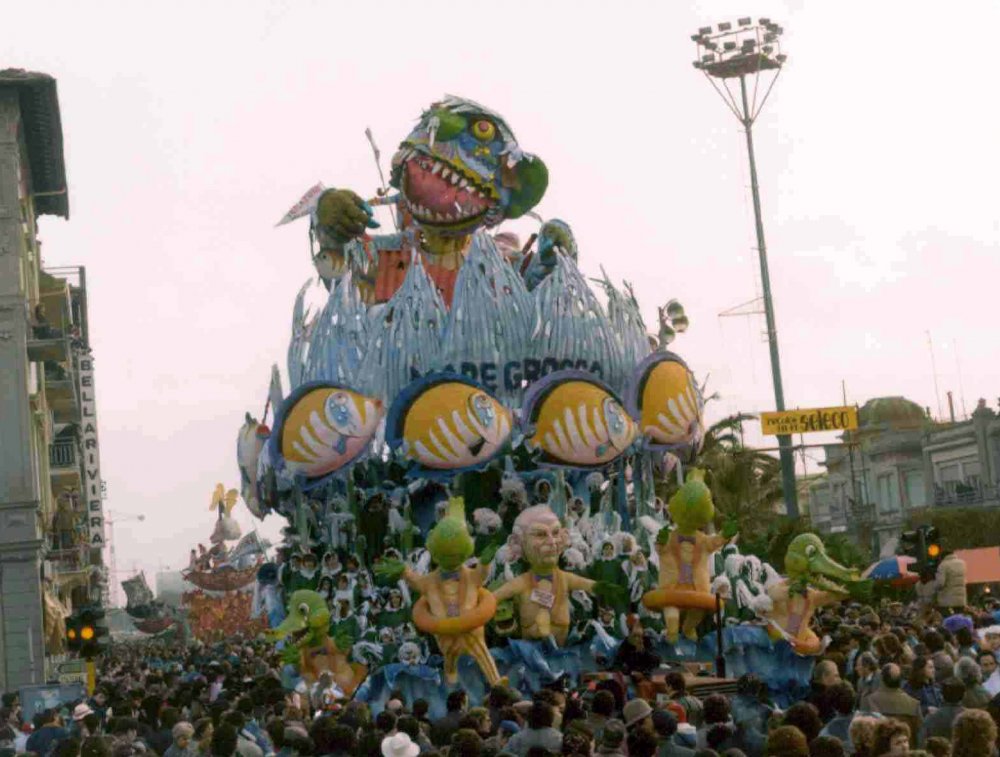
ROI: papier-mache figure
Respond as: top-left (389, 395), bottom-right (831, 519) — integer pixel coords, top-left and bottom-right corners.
top-left (764, 534), bottom-right (865, 655)
top-left (267, 589), bottom-right (367, 695)
top-left (642, 469), bottom-right (736, 643)
top-left (493, 504), bottom-right (624, 646)
top-left (376, 496), bottom-right (500, 685)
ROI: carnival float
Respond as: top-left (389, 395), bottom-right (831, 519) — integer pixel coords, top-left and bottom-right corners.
top-left (230, 95), bottom-right (866, 713)
top-left (179, 484), bottom-right (269, 642)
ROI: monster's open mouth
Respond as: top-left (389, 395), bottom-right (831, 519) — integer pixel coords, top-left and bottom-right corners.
top-left (495, 617), bottom-right (517, 635)
top-left (813, 574), bottom-right (849, 594)
top-left (400, 149), bottom-right (494, 227)
top-left (288, 626), bottom-right (309, 644)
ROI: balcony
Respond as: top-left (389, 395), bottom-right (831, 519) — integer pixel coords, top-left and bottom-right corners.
top-left (934, 481), bottom-right (1000, 508)
top-left (27, 334), bottom-right (69, 363)
top-left (49, 441), bottom-right (81, 486)
top-left (45, 369), bottom-right (78, 423)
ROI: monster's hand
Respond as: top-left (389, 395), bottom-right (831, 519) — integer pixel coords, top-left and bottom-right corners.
top-left (280, 644), bottom-right (300, 666)
top-left (373, 559), bottom-right (406, 583)
top-left (332, 627), bottom-right (356, 653)
top-left (478, 541), bottom-right (501, 567)
top-left (592, 581), bottom-right (628, 605)
top-left (721, 517), bottom-right (739, 540)
top-left (316, 189), bottom-right (380, 243)
top-left (656, 525), bottom-right (672, 546)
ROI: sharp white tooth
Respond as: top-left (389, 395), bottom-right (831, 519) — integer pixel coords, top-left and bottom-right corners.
top-left (434, 212), bottom-right (445, 222)
top-left (431, 163), bottom-right (442, 175)
top-left (441, 167), bottom-right (451, 179)
top-left (458, 178), bottom-right (469, 189)
top-left (454, 202), bottom-right (462, 214)
top-left (450, 173), bottom-right (460, 185)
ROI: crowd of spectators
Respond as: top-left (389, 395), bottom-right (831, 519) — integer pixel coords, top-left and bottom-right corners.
top-left (3, 597), bottom-right (1000, 757)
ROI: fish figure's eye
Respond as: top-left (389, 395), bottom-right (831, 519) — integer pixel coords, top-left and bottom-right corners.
top-left (604, 398), bottom-right (626, 435)
top-left (805, 544), bottom-right (817, 558)
top-left (472, 119), bottom-right (496, 142)
top-left (326, 392), bottom-right (355, 433)
top-left (471, 393), bottom-right (496, 427)
top-left (298, 602), bottom-right (310, 615)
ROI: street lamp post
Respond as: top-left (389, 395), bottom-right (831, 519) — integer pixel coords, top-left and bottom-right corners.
top-left (692, 18), bottom-right (799, 517)
top-left (106, 510), bottom-right (145, 607)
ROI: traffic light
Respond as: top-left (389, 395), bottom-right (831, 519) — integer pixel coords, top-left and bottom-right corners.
top-left (78, 606), bottom-right (109, 658)
top-left (899, 525), bottom-right (942, 577)
top-left (924, 526), bottom-right (942, 572)
top-left (65, 612), bottom-right (82, 653)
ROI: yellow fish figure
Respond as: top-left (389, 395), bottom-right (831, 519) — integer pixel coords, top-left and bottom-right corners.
top-left (276, 383), bottom-right (384, 478)
top-left (629, 353), bottom-right (704, 453)
top-left (523, 371), bottom-right (637, 467)
top-left (387, 375), bottom-right (512, 471)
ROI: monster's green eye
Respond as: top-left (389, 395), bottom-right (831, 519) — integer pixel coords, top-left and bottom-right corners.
top-left (805, 545), bottom-right (817, 558)
top-left (298, 603), bottom-right (309, 615)
top-left (472, 120), bottom-right (496, 142)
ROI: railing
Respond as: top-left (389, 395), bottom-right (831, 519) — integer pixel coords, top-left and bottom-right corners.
top-left (934, 482), bottom-right (999, 507)
top-left (49, 441), bottom-right (77, 468)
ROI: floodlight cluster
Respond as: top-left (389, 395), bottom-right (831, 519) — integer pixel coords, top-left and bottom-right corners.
top-left (691, 18), bottom-right (787, 78)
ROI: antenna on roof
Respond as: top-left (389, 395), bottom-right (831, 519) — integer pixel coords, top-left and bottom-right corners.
top-left (926, 331), bottom-right (943, 421)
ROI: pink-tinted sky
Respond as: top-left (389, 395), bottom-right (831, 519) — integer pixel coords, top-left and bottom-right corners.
top-left (10, 0), bottom-right (1000, 601)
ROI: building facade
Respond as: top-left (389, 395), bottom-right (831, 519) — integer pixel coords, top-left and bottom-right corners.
top-left (0, 70), bottom-right (104, 691)
top-left (808, 396), bottom-right (1000, 557)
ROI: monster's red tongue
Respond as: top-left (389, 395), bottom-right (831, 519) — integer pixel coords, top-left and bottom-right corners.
top-left (404, 158), bottom-right (489, 220)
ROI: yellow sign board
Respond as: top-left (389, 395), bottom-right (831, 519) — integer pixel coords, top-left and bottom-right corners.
top-left (760, 406), bottom-right (858, 436)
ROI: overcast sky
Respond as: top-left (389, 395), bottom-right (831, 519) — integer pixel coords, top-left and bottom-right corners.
top-left (11, 0), bottom-right (1000, 601)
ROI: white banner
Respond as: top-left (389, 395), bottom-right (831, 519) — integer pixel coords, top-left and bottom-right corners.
top-left (275, 182), bottom-right (325, 226)
top-left (77, 351), bottom-right (105, 547)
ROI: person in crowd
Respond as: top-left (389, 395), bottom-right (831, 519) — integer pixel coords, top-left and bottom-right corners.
top-left (27, 709), bottom-right (70, 757)
top-left (950, 708), bottom-right (997, 757)
top-left (853, 653), bottom-right (880, 707)
top-left (935, 553), bottom-right (968, 616)
top-left (920, 677), bottom-right (966, 744)
top-left (870, 719), bottom-right (910, 755)
top-left (164, 723), bottom-right (198, 757)
top-left (954, 657), bottom-right (992, 709)
top-left (807, 662), bottom-right (841, 723)
top-left (430, 691), bottom-right (467, 748)
top-left (807, 735), bottom-right (845, 757)
top-left (818, 683), bottom-right (856, 748)
top-left (594, 721), bottom-right (627, 757)
top-left (904, 656), bottom-right (944, 715)
top-left (847, 716), bottom-right (878, 757)
top-left (651, 709), bottom-right (693, 757)
top-left (764, 725), bottom-right (808, 757)
top-left (861, 664), bottom-right (922, 740)
top-left (505, 701), bottom-right (563, 757)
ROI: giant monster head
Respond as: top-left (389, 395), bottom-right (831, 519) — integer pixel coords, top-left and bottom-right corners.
top-left (390, 95), bottom-right (548, 236)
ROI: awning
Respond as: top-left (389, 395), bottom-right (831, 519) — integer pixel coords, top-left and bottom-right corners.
top-left (954, 547), bottom-right (1000, 585)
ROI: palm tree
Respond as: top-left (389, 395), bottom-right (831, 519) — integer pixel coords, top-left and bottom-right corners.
top-left (657, 414), bottom-right (784, 543)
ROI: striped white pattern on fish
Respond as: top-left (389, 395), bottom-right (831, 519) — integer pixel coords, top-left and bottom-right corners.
top-left (648, 382), bottom-right (701, 444)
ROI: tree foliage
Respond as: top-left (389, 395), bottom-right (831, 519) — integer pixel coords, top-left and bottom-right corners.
top-left (692, 414), bottom-right (783, 541)
top-left (906, 507), bottom-right (999, 552)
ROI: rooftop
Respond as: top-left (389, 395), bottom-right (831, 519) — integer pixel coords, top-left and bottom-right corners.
top-left (0, 69), bottom-right (68, 218)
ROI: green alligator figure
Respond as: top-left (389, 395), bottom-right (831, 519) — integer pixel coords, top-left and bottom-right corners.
top-left (267, 589), bottom-right (367, 695)
top-left (764, 534), bottom-right (865, 655)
